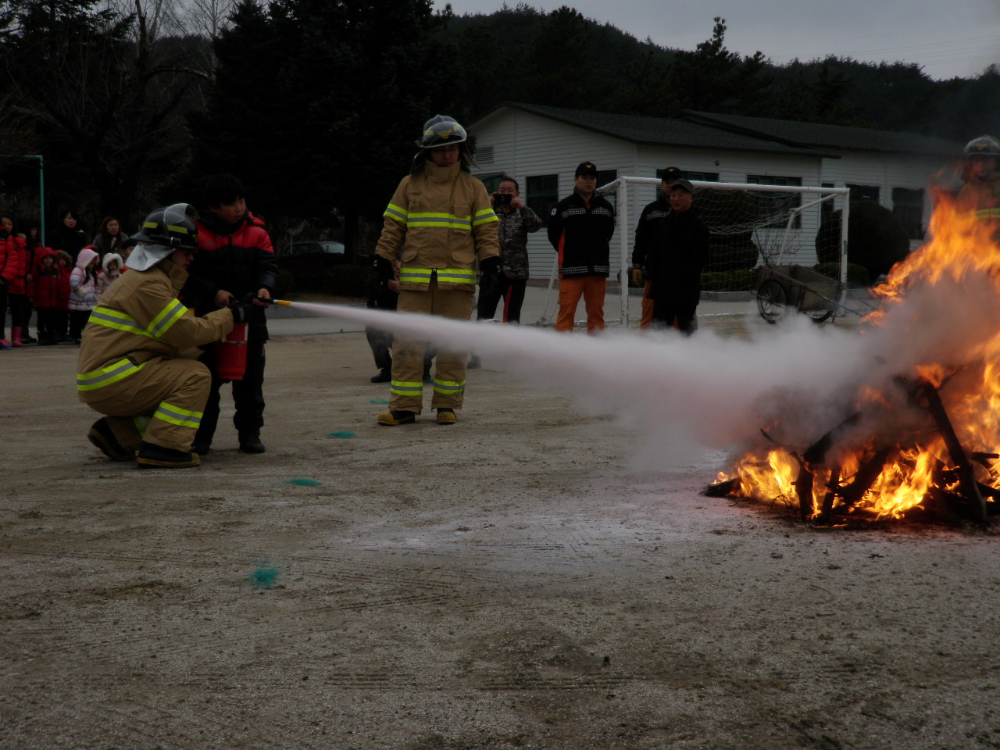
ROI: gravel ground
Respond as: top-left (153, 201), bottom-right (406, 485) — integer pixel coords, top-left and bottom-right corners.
top-left (2, 315), bottom-right (999, 750)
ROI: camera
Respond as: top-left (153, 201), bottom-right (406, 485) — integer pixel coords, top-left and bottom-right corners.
top-left (493, 192), bottom-right (513, 208)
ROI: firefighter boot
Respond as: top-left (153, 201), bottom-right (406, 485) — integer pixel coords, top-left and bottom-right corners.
top-left (377, 410), bottom-right (417, 426)
top-left (88, 418), bottom-right (136, 462)
top-left (137, 441), bottom-right (201, 469)
top-left (239, 430), bottom-right (266, 454)
top-left (436, 408), bottom-right (457, 425)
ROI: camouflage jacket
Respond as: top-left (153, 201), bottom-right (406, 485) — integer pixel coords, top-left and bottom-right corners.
top-left (495, 205), bottom-right (542, 280)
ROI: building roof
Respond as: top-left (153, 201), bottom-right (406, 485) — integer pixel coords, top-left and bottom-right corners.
top-left (472, 102), bottom-right (829, 158)
top-left (682, 111), bottom-right (962, 157)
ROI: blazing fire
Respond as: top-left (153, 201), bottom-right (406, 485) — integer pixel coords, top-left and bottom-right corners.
top-left (713, 197), bottom-right (1000, 523)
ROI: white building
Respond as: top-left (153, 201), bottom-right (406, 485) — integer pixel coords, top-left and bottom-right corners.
top-left (468, 102), bottom-right (961, 280)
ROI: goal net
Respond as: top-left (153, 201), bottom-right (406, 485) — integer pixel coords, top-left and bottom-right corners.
top-left (540, 177), bottom-right (849, 327)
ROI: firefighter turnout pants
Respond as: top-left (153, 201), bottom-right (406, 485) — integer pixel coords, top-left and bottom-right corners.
top-left (390, 279), bottom-right (473, 414)
top-left (79, 356), bottom-right (211, 452)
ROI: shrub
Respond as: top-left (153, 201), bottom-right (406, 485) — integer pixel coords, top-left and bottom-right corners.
top-left (816, 203), bottom-right (909, 280)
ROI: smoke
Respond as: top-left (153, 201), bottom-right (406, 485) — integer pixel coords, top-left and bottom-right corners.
top-left (288, 302), bottom-right (881, 469)
top-left (286, 230), bottom-right (1000, 471)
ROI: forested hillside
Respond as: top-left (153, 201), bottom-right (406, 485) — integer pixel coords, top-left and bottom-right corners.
top-left (0, 0), bottom-right (995, 241)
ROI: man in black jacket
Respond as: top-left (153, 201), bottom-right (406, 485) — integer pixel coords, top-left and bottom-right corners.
top-left (547, 162), bottom-right (615, 333)
top-left (631, 167), bottom-right (682, 328)
top-left (644, 179), bottom-right (709, 334)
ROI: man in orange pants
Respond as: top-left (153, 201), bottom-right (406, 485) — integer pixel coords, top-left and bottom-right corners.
top-left (547, 161), bottom-right (616, 333)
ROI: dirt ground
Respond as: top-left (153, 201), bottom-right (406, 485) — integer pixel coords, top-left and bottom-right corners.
top-left (3, 313), bottom-right (1000, 750)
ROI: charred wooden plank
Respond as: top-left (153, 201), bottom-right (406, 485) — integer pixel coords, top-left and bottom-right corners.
top-left (704, 478), bottom-right (740, 497)
top-left (794, 463), bottom-right (814, 521)
top-left (919, 380), bottom-right (988, 523)
top-left (815, 465), bottom-right (841, 524)
top-left (839, 447), bottom-right (894, 507)
top-left (802, 414), bottom-right (861, 465)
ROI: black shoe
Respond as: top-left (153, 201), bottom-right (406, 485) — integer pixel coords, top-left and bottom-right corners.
top-left (370, 368), bottom-right (391, 384)
top-left (239, 431), bottom-right (266, 454)
top-left (467, 355), bottom-right (481, 369)
top-left (88, 418), bottom-right (135, 461)
top-left (22, 334), bottom-right (37, 345)
top-left (137, 441), bottom-right (200, 468)
top-left (191, 442), bottom-right (211, 456)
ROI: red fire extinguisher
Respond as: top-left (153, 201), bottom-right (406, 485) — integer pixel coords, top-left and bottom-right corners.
top-left (216, 322), bottom-right (248, 381)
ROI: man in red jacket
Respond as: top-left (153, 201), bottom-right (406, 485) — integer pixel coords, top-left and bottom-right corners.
top-left (184, 174), bottom-right (277, 455)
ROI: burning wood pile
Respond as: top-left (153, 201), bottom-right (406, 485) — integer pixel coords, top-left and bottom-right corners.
top-left (707, 199), bottom-right (1000, 525)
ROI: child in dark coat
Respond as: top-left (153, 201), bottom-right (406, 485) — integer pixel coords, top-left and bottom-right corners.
top-left (31, 248), bottom-right (61, 345)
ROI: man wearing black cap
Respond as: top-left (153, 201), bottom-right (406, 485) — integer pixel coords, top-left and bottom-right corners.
top-left (643, 178), bottom-right (710, 334)
top-left (547, 161), bottom-right (616, 332)
top-left (631, 167), bottom-right (682, 328)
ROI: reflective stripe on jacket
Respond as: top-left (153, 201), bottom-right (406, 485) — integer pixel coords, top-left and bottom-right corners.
top-left (76, 259), bottom-right (234, 397)
top-left (375, 161), bottom-right (499, 293)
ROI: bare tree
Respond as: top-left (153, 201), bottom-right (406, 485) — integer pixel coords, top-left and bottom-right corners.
top-left (3, 0), bottom-right (213, 222)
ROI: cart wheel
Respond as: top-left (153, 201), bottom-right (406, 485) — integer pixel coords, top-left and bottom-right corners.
top-left (757, 280), bottom-right (787, 323)
top-left (805, 304), bottom-right (834, 324)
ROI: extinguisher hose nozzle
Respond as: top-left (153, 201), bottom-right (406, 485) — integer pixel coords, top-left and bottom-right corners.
top-left (259, 298), bottom-right (291, 307)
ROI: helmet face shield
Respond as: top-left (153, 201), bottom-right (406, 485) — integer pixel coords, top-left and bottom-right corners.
top-left (419, 115), bottom-right (467, 149)
top-left (964, 135), bottom-right (1000, 158)
top-left (133, 203), bottom-right (200, 251)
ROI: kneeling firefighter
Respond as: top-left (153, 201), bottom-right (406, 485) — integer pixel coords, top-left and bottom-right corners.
top-left (77, 203), bottom-right (252, 468)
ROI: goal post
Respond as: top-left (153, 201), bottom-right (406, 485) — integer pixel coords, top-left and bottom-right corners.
top-left (538, 177), bottom-right (850, 327)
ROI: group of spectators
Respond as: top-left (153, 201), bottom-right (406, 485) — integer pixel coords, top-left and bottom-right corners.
top-left (0, 210), bottom-right (130, 347)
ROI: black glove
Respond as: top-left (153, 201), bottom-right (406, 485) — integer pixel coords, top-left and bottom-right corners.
top-left (229, 301), bottom-right (253, 324)
top-left (479, 256), bottom-right (500, 280)
top-left (373, 255), bottom-right (394, 285)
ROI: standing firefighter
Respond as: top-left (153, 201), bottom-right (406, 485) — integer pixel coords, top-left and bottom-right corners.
top-left (373, 115), bottom-right (500, 426)
top-left (957, 135), bottom-right (1000, 221)
top-left (77, 204), bottom-right (249, 468)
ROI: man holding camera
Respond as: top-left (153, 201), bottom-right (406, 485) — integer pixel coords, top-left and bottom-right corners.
top-left (477, 176), bottom-right (541, 325)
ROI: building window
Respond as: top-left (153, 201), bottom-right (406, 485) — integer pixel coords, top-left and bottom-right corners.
top-left (747, 174), bottom-right (803, 229)
top-left (892, 187), bottom-right (925, 240)
top-left (527, 174), bottom-right (560, 226)
top-left (821, 182), bottom-right (836, 223)
top-left (684, 171), bottom-right (719, 182)
top-left (478, 173), bottom-right (505, 195)
top-left (847, 184), bottom-right (880, 205)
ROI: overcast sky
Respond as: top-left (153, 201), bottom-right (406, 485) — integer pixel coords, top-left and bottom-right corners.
top-left (437, 0), bottom-right (1000, 81)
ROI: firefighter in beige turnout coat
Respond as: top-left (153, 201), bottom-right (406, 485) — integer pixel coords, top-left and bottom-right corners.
top-left (374, 115), bottom-right (500, 426)
top-left (78, 204), bottom-right (245, 468)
